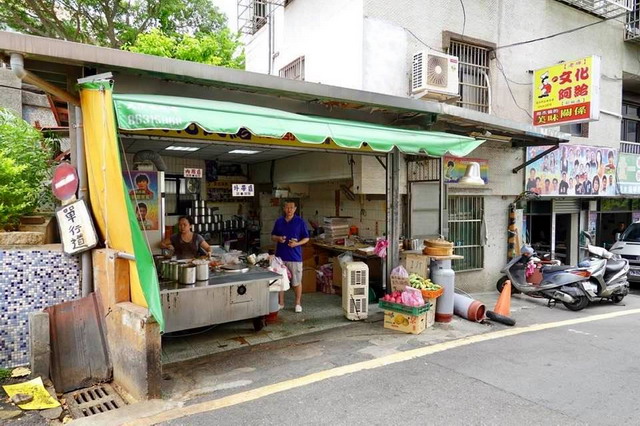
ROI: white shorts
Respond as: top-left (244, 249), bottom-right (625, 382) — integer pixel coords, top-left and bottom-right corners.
top-left (284, 261), bottom-right (303, 287)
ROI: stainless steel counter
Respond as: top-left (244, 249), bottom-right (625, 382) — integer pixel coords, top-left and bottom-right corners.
top-left (160, 266), bottom-right (280, 333)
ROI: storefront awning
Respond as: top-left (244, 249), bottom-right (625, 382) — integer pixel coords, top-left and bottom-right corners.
top-left (112, 94), bottom-right (483, 157)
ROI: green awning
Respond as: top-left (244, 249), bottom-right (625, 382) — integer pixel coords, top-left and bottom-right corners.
top-left (112, 94), bottom-right (483, 157)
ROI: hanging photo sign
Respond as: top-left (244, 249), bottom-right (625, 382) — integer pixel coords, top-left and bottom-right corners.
top-left (525, 144), bottom-right (617, 197)
top-left (123, 171), bottom-right (160, 231)
top-left (232, 183), bottom-right (255, 197)
top-left (443, 156), bottom-right (488, 184)
top-left (56, 199), bottom-right (98, 255)
top-left (532, 56), bottom-right (600, 126)
top-left (616, 152), bottom-right (640, 195)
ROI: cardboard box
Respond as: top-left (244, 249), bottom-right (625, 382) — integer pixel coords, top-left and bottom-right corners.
top-left (426, 298), bottom-right (436, 328)
top-left (332, 258), bottom-right (342, 287)
top-left (301, 268), bottom-right (317, 293)
top-left (383, 310), bottom-right (426, 334)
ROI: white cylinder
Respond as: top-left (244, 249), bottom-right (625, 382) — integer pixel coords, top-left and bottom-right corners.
top-left (431, 259), bottom-right (455, 323)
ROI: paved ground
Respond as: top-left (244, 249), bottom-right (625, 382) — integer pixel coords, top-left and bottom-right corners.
top-left (74, 287), bottom-right (640, 425)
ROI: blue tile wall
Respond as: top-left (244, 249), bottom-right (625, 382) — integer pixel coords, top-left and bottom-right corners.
top-left (0, 248), bottom-right (81, 368)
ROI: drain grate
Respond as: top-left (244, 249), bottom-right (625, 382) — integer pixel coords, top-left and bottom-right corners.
top-left (65, 384), bottom-right (126, 418)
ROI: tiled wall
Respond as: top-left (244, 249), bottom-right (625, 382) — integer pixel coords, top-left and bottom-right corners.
top-left (301, 182), bottom-right (387, 239)
top-left (0, 246), bottom-right (81, 368)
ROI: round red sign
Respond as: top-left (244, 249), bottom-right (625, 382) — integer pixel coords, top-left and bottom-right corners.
top-left (51, 163), bottom-right (79, 201)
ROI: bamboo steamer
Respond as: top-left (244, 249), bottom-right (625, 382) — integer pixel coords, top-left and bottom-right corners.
top-left (423, 238), bottom-right (454, 256)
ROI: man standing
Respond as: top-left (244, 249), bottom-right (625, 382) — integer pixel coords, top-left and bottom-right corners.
top-left (271, 200), bottom-right (310, 313)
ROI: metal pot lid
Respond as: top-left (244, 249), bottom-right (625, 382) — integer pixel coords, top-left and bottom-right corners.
top-left (220, 264), bottom-right (249, 273)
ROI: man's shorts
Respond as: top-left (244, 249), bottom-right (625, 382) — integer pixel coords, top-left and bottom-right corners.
top-left (283, 261), bottom-right (303, 287)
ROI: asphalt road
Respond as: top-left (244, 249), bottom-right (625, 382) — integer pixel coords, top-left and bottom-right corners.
top-left (163, 300), bottom-right (640, 426)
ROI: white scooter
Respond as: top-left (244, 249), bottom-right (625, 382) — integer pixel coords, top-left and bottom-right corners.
top-left (578, 232), bottom-right (629, 304)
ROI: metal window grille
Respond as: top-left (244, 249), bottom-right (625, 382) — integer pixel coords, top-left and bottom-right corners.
top-left (407, 158), bottom-right (441, 182)
top-left (621, 141), bottom-right (640, 154)
top-left (448, 196), bottom-right (484, 271)
top-left (253, 0), bottom-right (267, 32)
top-left (279, 56), bottom-right (305, 81)
top-left (447, 40), bottom-right (490, 113)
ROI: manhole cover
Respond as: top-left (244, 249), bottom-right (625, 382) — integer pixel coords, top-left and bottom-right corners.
top-left (65, 384), bottom-right (126, 418)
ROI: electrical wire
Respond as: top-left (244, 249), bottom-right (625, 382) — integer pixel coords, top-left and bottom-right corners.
top-left (494, 53), bottom-right (533, 119)
top-left (494, 10), bottom-right (628, 51)
top-left (459, 0), bottom-right (466, 39)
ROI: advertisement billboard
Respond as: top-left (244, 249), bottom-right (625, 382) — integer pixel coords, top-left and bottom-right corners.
top-left (616, 152), bottom-right (640, 195)
top-left (124, 171), bottom-right (160, 231)
top-left (532, 56), bottom-right (600, 127)
top-left (443, 156), bottom-right (489, 184)
top-left (525, 145), bottom-right (617, 197)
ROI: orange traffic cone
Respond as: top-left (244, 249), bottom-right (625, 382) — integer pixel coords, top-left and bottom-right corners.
top-left (487, 280), bottom-right (516, 326)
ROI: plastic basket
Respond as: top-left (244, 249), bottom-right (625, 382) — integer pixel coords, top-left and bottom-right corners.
top-left (378, 300), bottom-right (431, 316)
top-left (420, 287), bottom-right (444, 299)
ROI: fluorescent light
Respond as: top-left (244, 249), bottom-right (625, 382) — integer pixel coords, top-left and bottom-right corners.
top-left (165, 146), bottom-right (200, 152)
top-left (228, 149), bottom-right (260, 155)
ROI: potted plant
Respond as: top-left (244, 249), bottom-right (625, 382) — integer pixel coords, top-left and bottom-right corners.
top-left (0, 108), bottom-right (55, 242)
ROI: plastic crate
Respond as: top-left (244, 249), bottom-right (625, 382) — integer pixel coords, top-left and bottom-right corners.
top-left (378, 300), bottom-right (430, 316)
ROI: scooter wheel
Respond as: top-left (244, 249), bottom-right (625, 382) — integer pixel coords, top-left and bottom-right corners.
top-left (562, 296), bottom-right (589, 311)
top-left (611, 293), bottom-right (625, 304)
top-left (487, 310), bottom-right (516, 326)
top-left (496, 276), bottom-right (521, 294)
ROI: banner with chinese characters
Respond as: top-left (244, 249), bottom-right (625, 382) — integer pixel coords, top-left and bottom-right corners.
top-left (443, 156), bottom-right (488, 184)
top-left (123, 171), bottom-right (160, 231)
top-left (56, 199), bottom-right (98, 255)
top-left (532, 56), bottom-right (600, 126)
top-left (616, 152), bottom-right (640, 195)
top-left (232, 183), bottom-right (255, 197)
top-left (525, 145), bottom-right (617, 196)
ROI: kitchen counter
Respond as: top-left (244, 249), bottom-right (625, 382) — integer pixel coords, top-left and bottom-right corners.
top-left (159, 266), bottom-right (280, 293)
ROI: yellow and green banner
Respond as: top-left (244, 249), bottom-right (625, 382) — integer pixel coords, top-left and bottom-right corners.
top-left (79, 81), bottom-right (164, 331)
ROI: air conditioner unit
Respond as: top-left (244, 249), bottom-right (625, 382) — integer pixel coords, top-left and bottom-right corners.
top-left (411, 50), bottom-right (459, 98)
top-left (342, 261), bottom-right (369, 321)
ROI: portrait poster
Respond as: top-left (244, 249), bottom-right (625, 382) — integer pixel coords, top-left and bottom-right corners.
top-left (123, 171), bottom-right (160, 231)
top-left (525, 145), bottom-right (617, 197)
top-left (443, 156), bottom-right (489, 184)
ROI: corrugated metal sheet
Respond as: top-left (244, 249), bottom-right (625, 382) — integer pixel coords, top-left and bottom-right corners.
top-left (553, 199), bottom-right (581, 214)
top-left (46, 293), bottom-right (112, 393)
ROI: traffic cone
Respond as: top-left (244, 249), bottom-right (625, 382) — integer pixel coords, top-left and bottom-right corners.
top-left (487, 280), bottom-right (516, 326)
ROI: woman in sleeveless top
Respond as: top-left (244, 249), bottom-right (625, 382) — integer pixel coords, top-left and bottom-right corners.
top-left (161, 215), bottom-right (211, 259)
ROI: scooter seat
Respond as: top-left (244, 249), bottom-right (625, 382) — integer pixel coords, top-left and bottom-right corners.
top-left (605, 259), bottom-right (627, 273)
top-left (542, 265), bottom-right (574, 273)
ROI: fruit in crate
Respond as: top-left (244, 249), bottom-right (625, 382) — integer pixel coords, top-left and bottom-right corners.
top-left (382, 291), bottom-right (404, 304)
top-left (408, 273), bottom-right (442, 291)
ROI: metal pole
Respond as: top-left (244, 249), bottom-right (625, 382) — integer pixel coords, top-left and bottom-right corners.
top-left (72, 105), bottom-right (93, 296)
top-left (385, 148), bottom-right (401, 289)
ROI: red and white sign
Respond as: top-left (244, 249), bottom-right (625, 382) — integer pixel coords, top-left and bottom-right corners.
top-left (51, 163), bottom-right (79, 201)
top-left (184, 168), bottom-right (203, 178)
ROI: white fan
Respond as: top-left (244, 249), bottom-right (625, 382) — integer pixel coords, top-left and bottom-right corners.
top-left (426, 54), bottom-right (449, 87)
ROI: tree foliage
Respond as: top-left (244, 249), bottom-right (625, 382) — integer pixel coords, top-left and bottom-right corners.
top-left (0, 108), bottom-right (54, 229)
top-left (125, 28), bottom-right (244, 68)
top-left (0, 0), bottom-right (227, 49)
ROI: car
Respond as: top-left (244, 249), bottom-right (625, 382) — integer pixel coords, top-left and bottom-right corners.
top-left (610, 221), bottom-right (640, 282)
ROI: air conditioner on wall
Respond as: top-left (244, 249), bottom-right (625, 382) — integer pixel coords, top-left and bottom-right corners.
top-left (411, 50), bottom-right (460, 100)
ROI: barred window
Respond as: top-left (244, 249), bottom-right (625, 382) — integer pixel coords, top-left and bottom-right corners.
top-left (447, 40), bottom-right (490, 113)
top-left (279, 56), bottom-right (305, 81)
top-left (448, 196), bottom-right (484, 271)
top-left (253, 0), bottom-right (267, 33)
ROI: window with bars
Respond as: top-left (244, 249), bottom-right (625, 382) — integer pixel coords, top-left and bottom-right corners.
top-left (253, 0), bottom-right (267, 33)
top-left (279, 56), bottom-right (305, 81)
top-left (447, 40), bottom-right (490, 113)
top-left (621, 101), bottom-right (640, 143)
top-left (448, 196), bottom-right (484, 271)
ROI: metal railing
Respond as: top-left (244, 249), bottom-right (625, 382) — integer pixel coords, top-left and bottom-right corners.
top-left (559, 0), bottom-right (633, 19)
top-left (279, 56), bottom-right (305, 81)
top-left (448, 195), bottom-right (484, 271)
top-left (625, 0), bottom-right (640, 42)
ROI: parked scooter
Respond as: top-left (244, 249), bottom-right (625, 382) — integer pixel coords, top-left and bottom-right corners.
top-left (497, 246), bottom-right (593, 311)
top-left (578, 232), bottom-right (629, 304)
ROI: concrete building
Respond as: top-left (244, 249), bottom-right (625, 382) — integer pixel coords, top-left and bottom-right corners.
top-left (242, 0), bottom-right (640, 289)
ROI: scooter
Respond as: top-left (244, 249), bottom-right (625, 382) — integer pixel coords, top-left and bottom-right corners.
top-left (497, 246), bottom-right (593, 311)
top-left (578, 232), bottom-right (629, 304)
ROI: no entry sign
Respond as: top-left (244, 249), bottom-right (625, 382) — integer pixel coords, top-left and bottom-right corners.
top-left (52, 163), bottom-right (79, 201)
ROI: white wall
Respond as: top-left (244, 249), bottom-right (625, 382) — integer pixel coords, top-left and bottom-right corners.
top-left (245, 0), bottom-right (365, 89)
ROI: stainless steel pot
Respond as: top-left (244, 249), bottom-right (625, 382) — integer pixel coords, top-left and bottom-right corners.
top-left (194, 261), bottom-right (209, 281)
top-left (169, 261), bottom-right (179, 282)
top-left (179, 264), bottom-right (196, 285)
top-left (160, 260), bottom-right (172, 279)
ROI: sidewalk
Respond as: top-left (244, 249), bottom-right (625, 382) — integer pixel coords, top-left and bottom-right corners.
top-left (72, 291), bottom-right (640, 425)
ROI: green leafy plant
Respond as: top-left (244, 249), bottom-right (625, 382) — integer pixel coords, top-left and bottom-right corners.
top-left (125, 28), bottom-right (245, 68)
top-left (0, 108), bottom-right (54, 230)
top-left (0, 367), bottom-right (10, 380)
